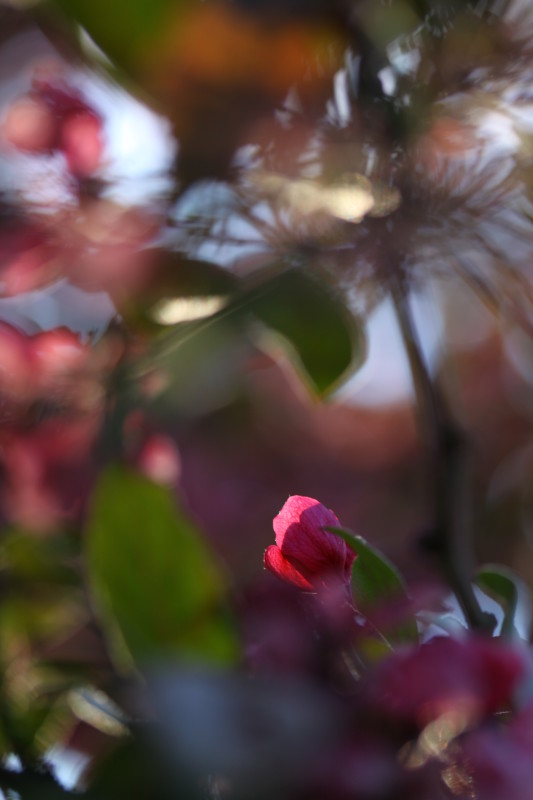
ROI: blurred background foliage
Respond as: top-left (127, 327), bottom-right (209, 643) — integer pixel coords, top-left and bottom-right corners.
top-left (0, 0), bottom-right (531, 796)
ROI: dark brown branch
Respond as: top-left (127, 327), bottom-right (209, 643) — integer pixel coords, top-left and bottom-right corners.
top-left (390, 273), bottom-right (491, 632)
top-left (0, 765), bottom-right (76, 799)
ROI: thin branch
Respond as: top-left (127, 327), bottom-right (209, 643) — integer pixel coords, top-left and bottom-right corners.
top-left (390, 273), bottom-right (491, 632)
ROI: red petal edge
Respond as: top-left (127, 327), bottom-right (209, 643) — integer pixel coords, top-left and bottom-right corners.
top-left (263, 545), bottom-right (314, 591)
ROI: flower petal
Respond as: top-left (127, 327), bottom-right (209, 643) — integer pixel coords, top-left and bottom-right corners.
top-left (263, 544), bottom-right (314, 591)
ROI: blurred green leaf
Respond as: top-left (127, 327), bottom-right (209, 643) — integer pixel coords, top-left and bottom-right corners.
top-left (0, 689), bottom-right (71, 762)
top-left (0, 532), bottom-right (85, 761)
top-left (158, 257), bottom-right (237, 299)
top-left (246, 267), bottom-right (365, 397)
top-left (87, 467), bottom-right (238, 668)
top-left (0, 531), bottom-right (79, 587)
top-left (144, 314), bottom-right (249, 418)
top-left (0, 531), bottom-right (84, 656)
top-left (88, 736), bottom-right (181, 800)
top-left (143, 264), bottom-right (363, 412)
top-left (475, 564), bottom-right (522, 638)
top-left (328, 527), bottom-right (418, 645)
top-left (52, 0), bottom-right (184, 77)
top-left (121, 257), bottom-right (236, 336)
top-left (357, 0), bottom-right (420, 50)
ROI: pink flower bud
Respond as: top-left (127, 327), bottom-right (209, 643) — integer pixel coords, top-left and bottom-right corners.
top-left (136, 434), bottom-right (181, 486)
top-left (2, 97), bottom-right (57, 154)
top-left (264, 495), bottom-right (355, 591)
top-left (0, 322), bottom-right (33, 401)
top-left (30, 328), bottom-right (88, 393)
top-left (59, 111), bottom-right (103, 177)
top-left (0, 226), bottom-right (56, 296)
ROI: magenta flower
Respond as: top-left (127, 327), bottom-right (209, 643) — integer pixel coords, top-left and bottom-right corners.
top-left (263, 495), bottom-right (355, 591)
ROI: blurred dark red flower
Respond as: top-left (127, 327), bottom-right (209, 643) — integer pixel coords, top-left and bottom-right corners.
top-left (458, 725), bottom-right (532, 800)
top-left (305, 736), bottom-right (401, 800)
top-left (365, 636), bottom-right (529, 728)
top-left (453, 702), bottom-right (533, 800)
top-left (264, 495), bottom-right (355, 591)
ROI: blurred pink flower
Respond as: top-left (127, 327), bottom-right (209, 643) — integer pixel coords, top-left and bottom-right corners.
top-left (0, 413), bottom-right (101, 531)
top-left (2, 96), bottom-right (57, 154)
top-left (0, 226), bottom-right (57, 297)
top-left (31, 328), bottom-right (89, 392)
top-left (264, 495), bottom-right (355, 591)
top-left (59, 110), bottom-right (103, 178)
top-left (3, 75), bottom-right (104, 177)
top-left (136, 434), bottom-right (181, 486)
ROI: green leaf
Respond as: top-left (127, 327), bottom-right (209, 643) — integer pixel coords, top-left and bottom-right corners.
top-left (144, 313), bottom-right (249, 418)
top-left (142, 264), bottom-right (364, 414)
top-left (87, 466), bottom-right (238, 668)
top-left (475, 564), bottom-right (522, 638)
top-left (122, 257), bottom-right (236, 335)
top-left (247, 267), bottom-right (365, 397)
top-left (159, 258), bottom-right (237, 299)
top-left (328, 527), bottom-right (418, 645)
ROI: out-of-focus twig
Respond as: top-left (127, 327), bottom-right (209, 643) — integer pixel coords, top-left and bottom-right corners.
top-left (391, 272), bottom-right (491, 632)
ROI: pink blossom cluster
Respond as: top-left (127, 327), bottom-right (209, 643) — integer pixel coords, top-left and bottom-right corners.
top-left (0, 70), bottom-right (179, 531)
top-left (4, 74), bottom-right (104, 177)
top-left (0, 323), bottom-right (180, 530)
top-left (0, 72), bottom-right (158, 301)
